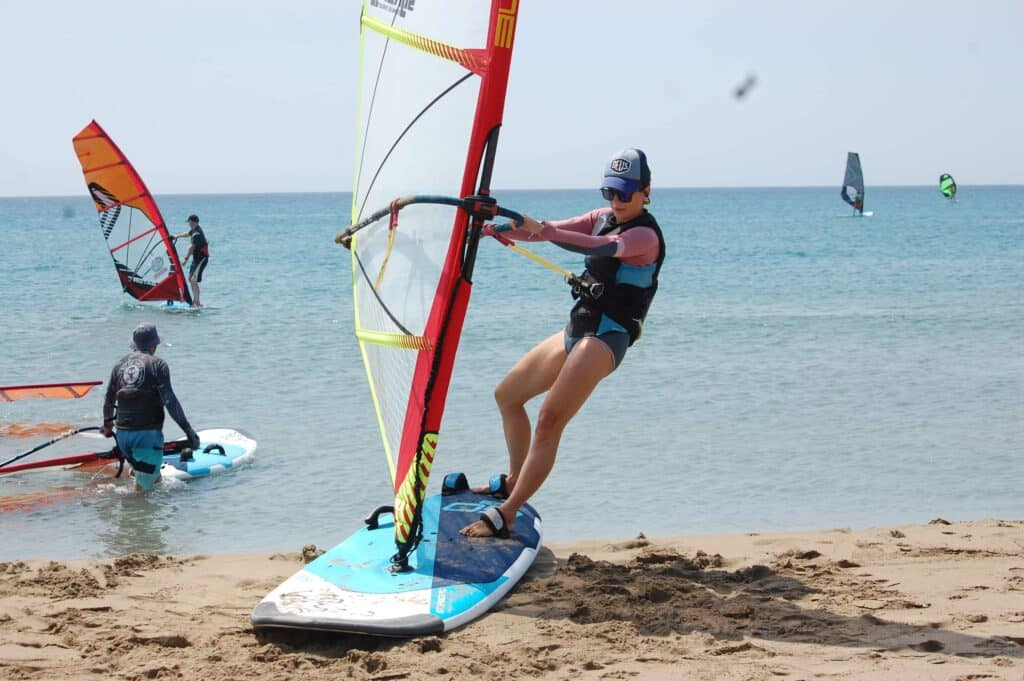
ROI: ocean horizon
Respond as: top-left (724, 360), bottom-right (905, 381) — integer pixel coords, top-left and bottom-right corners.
top-left (4, 183), bottom-right (1023, 201)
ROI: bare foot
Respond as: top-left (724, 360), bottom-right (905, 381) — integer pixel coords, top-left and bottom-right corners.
top-left (460, 518), bottom-right (496, 537)
top-left (460, 506), bottom-right (512, 538)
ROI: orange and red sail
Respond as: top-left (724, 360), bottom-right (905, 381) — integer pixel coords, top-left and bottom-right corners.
top-left (71, 121), bottom-right (191, 304)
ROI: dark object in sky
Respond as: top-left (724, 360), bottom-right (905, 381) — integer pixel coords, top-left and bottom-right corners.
top-left (733, 74), bottom-right (757, 99)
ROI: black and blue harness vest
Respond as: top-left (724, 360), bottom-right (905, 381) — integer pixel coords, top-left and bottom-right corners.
top-left (567, 210), bottom-right (665, 346)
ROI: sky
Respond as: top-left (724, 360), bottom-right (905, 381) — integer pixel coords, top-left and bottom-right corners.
top-left (1, 0), bottom-right (1021, 197)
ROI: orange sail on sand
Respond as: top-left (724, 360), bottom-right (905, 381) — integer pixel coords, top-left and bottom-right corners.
top-left (71, 120), bottom-right (192, 304)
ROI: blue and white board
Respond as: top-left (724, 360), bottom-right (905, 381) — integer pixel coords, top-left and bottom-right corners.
top-left (159, 428), bottom-right (255, 480)
top-left (251, 489), bottom-right (542, 636)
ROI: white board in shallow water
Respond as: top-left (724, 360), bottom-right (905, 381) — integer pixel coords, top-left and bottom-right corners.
top-left (0, 428), bottom-right (256, 515)
top-left (158, 428), bottom-right (256, 480)
top-left (79, 428), bottom-right (255, 480)
top-left (251, 489), bottom-right (542, 636)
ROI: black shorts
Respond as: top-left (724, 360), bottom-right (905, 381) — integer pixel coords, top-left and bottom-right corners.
top-left (189, 256), bottom-right (208, 282)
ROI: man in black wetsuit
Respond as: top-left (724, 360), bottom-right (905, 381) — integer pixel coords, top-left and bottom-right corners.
top-left (100, 323), bottom-right (200, 491)
top-left (173, 214), bottom-right (209, 308)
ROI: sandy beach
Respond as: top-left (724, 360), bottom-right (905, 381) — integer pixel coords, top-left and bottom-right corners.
top-left (1, 517), bottom-right (1021, 680)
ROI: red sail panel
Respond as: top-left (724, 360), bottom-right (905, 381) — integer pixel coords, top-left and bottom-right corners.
top-left (71, 120), bottom-right (191, 304)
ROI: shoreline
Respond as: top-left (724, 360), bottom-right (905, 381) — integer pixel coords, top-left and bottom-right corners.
top-left (2, 518), bottom-right (1021, 680)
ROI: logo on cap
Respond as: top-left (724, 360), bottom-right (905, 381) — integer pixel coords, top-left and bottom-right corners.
top-left (609, 158), bottom-right (631, 174)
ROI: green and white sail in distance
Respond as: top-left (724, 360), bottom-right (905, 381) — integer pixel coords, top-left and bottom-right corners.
top-left (940, 173), bottom-right (957, 202)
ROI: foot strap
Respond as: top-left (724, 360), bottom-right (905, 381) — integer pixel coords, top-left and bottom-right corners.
top-left (442, 472), bottom-right (469, 496)
top-left (488, 473), bottom-right (509, 499)
top-left (479, 506), bottom-right (511, 539)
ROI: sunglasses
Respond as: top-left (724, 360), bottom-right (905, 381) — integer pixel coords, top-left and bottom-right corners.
top-left (600, 187), bottom-right (637, 202)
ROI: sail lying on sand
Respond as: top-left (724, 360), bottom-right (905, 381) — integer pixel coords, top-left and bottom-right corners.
top-left (840, 152), bottom-right (865, 214)
top-left (72, 121), bottom-right (192, 305)
top-left (344, 0), bottom-right (520, 569)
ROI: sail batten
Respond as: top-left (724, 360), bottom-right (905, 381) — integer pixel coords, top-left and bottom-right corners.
top-left (362, 14), bottom-right (489, 74)
top-left (109, 227), bottom-right (160, 254)
top-left (346, 0), bottom-right (520, 567)
top-left (72, 120), bottom-right (191, 305)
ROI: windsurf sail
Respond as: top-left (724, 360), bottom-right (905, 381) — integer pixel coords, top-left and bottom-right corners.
top-left (0, 381), bottom-right (101, 403)
top-left (0, 382), bottom-right (102, 438)
top-left (344, 0), bottom-right (521, 570)
top-left (840, 152), bottom-right (864, 214)
top-left (71, 121), bottom-right (192, 304)
top-left (0, 426), bottom-right (101, 471)
top-left (0, 437), bottom-right (192, 476)
top-left (0, 449), bottom-right (118, 476)
top-left (940, 173), bottom-right (957, 201)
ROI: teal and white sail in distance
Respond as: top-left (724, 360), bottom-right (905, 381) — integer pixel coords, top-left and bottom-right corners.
top-left (840, 152), bottom-right (865, 214)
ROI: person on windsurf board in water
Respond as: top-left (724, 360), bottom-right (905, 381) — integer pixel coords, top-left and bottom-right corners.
top-left (172, 215), bottom-right (209, 307)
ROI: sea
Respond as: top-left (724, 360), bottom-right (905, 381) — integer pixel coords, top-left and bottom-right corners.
top-left (1, 186), bottom-right (1021, 560)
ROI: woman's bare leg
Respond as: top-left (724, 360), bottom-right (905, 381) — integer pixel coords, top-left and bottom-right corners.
top-left (496, 332), bottom-right (567, 482)
top-left (472, 332), bottom-right (566, 494)
top-left (462, 337), bottom-right (614, 536)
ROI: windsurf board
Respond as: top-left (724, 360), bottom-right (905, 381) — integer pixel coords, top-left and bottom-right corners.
top-left (251, 487), bottom-right (541, 636)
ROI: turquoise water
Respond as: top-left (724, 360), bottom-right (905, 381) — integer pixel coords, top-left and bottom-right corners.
top-left (1, 186), bottom-right (1021, 560)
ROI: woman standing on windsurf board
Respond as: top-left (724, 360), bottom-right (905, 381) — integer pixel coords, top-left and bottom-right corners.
top-left (461, 148), bottom-right (665, 538)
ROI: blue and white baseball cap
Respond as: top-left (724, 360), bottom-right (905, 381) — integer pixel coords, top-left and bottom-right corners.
top-left (601, 148), bottom-right (651, 194)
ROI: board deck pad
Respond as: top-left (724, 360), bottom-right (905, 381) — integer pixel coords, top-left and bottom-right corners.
top-left (251, 490), bottom-right (542, 636)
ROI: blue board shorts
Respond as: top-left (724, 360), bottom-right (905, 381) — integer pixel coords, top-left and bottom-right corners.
top-left (115, 429), bottom-right (164, 491)
top-left (564, 329), bottom-right (629, 370)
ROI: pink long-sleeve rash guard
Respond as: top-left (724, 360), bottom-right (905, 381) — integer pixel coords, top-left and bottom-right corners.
top-left (504, 208), bottom-right (660, 266)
